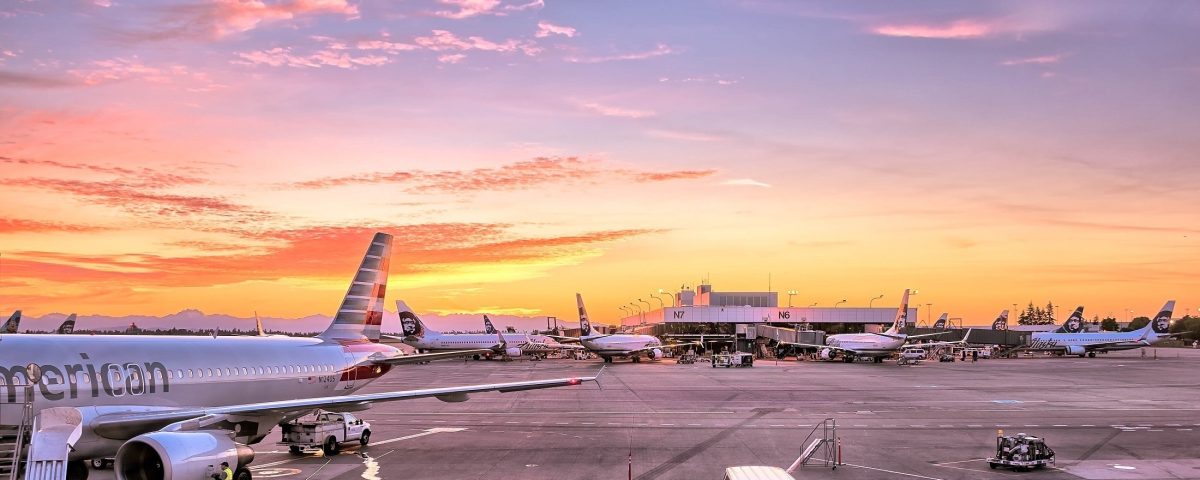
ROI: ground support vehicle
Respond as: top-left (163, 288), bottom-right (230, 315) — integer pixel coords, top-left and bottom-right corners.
top-left (712, 352), bottom-right (754, 368)
top-left (279, 411), bottom-right (371, 456)
top-left (987, 433), bottom-right (1055, 471)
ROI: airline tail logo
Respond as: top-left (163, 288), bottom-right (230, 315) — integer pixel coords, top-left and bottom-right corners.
top-left (576, 293), bottom-right (592, 335)
top-left (889, 289), bottom-right (910, 333)
top-left (318, 232), bottom-right (391, 342)
top-left (991, 310), bottom-right (1009, 330)
top-left (3, 310), bottom-right (20, 334)
top-left (57, 314), bottom-right (76, 335)
top-left (483, 315), bottom-right (497, 334)
top-left (1059, 307), bottom-right (1085, 333)
top-left (396, 301), bottom-right (426, 338)
top-left (1151, 300), bottom-right (1175, 334)
top-left (932, 313), bottom-right (947, 329)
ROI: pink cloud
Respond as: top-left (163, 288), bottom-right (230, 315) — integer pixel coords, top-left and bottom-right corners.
top-left (1002, 54), bottom-right (1066, 66)
top-left (870, 19), bottom-right (994, 39)
top-left (234, 47), bottom-right (390, 69)
top-left (356, 39), bottom-right (419, 53)
top-left (536, 21), bottom-right (576, 38)
top-left (210, 0), bottom-right (360, 37)
top-left (566, 44), bottom-right (674, 63)
top-left (414, 30), bottom-right (540, 56)
top-left (645, 129), bottom-right (724, 142)
top-left (503, 0), bottom-right (542, 11)
top-left (430, 0), bottom-right (500, 19)
top-left (578, 101), bottom-right (655, 119)
top-left (438, 54), bottom-right (466, 64)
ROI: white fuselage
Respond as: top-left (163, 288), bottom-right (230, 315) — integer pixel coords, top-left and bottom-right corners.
top-left (0, 333), bottom-right (396, 459)
top-left (826, 333), bottom-right (906, 357)
top-left (404, 332), bottom-right (563, 355)
top-left (1028, 329), bottom-right (1161, 352)
top-left (580, 334), bottom-right (661, 357)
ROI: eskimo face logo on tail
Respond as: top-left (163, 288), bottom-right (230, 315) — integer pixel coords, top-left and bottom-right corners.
top-left (1064, 311), bottom-right (1084, 333)
top-left (579, 307), bottom-right (591, 334)
top-left (992, 312), bottom-right (1008, 331)
top-left (399, 312), bottom-right (424, 338)
top-left (1153, 313), bottom-right (1171, 334)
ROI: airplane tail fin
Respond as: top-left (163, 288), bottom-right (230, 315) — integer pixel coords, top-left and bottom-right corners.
top-left (2, 310), bottom-right (20, 334)
top-left (395, 300), bottom-right (434, 338)
top-left (317, 232), bottom-right (391, 343)
top-left (1146, 300), bottom-right (1175, 335)
top-left (932, 313), bottom-right (947, 329)
top-left (1054, 307), bottom-right (1085, 333)
top-left (991, 310), bottom-right (1009, 330)
top-left (884, 289), bottom-right (911, 335)
top-left (576, 293), bottom-right (596, 336)
top-left (56, 313), bottom-right (76, 334)
top-left (483, 315), bottom-right (497, 334)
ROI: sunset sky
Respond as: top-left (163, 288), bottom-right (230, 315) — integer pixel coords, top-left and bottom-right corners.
top-left (2, 1), bottom-right (1198, 326)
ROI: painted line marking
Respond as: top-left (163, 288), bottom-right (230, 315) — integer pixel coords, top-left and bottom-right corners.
top-left (966, 425), bottom-right (982, 428)
top-left (369, 427), bottom-right (468, 447)
top-left (688, 424), bottom-right (702, 427)
top-left (661, 423), bottom-right (675, 426)
top-left (1081, 424), bottom-right (1095, 427)
top-left (1053, 424), bottom-right (1068, 427)
top-left (841, 463), bottom-right (946, 480)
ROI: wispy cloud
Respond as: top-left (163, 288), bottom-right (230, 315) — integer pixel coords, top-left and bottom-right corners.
top-left (722, 178), bottom-right (771, 188)
top-left (578, 101), bottom-right (655, 119)
top-left (645, 128), bottom-right (724, 142)
top-left (870, 19), bottom-right (995, 39)
top-left (566, 44), bottom-right (674, 63)
top-left (234, 46), bottom-right (390, 69)
top-left (438, 54), bottom-right (466, 64)
top-left (536, 21), bottom-right (577, 38)
top-left (0, 71), bottom-right (78, 88)
top-left (1001, 53), bottom-right (1066, 66)
top-left (289, 157), bottom-right (715, 192)
top-left (0, 219), bottom-right (109, 233)
top-left (503, 0), bottom-right (543, 12)
top-left (414, 30), bottom-right (541, 56)
top-left (113, 0), bottom-right (361, 42)
top-left (430, 0), bottom-right (501, 19)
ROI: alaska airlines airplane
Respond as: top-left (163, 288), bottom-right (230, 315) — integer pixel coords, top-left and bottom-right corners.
top-left (0, 233), bottom-right (595, 480)
top-left (785, 289), bottom-right (961, 363)
top-left (991, 310), bottom-right (1010, 330)
top-left (56, 313), bottom-right (76, 334)
top-left (3, 310), bottom-right (20, 333)
top-left (397, 302), bottom-right (553, 359)
top-left (1026, 301), bottom-right (1175, 357)
top-left (931, 313), bottom-right (947, 329)
top-left (556, 293), bottom-right (669, 363)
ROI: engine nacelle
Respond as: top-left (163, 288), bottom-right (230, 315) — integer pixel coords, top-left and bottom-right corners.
top-left (1065, 345), bottom-right (1086, 356)
top-left (819, 348), bottom-right (836, 360)
top-left (647, 348), bottom-right (663, 359)
top-left (505, 347), bottom-right (523, 357)
top-left (115, 430), bottom-right (254, 480)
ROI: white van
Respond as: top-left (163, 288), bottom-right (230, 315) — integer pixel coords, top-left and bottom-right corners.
top-left (723, 466), bottom-right (796, 480)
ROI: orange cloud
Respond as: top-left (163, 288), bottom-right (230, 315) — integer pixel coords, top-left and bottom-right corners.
top-left (0, 219), bottom-right (109, 233)
top-left (871, 19), bottom-right (994, 39)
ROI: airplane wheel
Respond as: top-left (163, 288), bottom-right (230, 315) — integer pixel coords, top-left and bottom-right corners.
top-left (90, 458), bottom-right (110, 470)
top-left (989, 463), bottom-right (998, 469)
top-left (235, 467), bottom-right (253, 480)
top-left (322, 436), bottom-right (340, 456)
top-left (66, 460), bottom-right (89, 480)
top-left (472, 354), bottom-right (481, 361)
top-left (1087, 352), bottom-right (1096, 358)
top-left (360, 430), bottom-right (371, 446)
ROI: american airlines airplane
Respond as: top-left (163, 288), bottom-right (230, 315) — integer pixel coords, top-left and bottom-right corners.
top-left (0, 233), bottom-right (596, 480)
top-left (1026, 301), bottom-right (1176, 357)
top-left (785, 289), bottom-right (960, 363)
top-left (555, 293), bottom-right (671, 363)
top-left (3, 310), bottom-right (20, 333)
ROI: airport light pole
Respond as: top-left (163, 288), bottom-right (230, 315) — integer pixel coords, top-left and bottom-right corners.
top-left (809, 302), bottom-right (817, 307)
top-left (925, 303), bottom-right (932, 324)
top-left (648, 295), bottom-right (664, 322)
top-left (869, 294), bottom-right (883, 308)
top-left (834, 299), bottom-right (846, 308)
top-left (787, 290), bottom-right (798, 307)
top-left (629, 302), bottom-right (643, 324)
top-left (638, 299), bottom-right (653, 324)
top-left (656, 289), bottom-right (675, 308)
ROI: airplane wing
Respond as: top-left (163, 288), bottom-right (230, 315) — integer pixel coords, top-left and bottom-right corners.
top-left (90, 373), bottom-right (600, 439)
top-left (777, 342), bottom-right (864, 354)
top-left (371, 349), bottom-right (493, 365)
top-left (544, 335), bottom-right (581, 343)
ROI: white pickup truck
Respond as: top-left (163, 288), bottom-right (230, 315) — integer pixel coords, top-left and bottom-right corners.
top-left (279, 412), bottom-right (372, 456)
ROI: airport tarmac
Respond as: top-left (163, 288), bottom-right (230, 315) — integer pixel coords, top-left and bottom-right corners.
top-left (96, 348), bottom-right (1200, 480)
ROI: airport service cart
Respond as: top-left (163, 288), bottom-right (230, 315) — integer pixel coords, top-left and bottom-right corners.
top-left (987, 433), bottom-right (1055, 471)
top-left (712, 352), bottom-right (754, 368)
top-left (279, 411), bottom-right (371, 456)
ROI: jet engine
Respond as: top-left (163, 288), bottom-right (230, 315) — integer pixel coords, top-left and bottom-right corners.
top-left (115, 430), bottom-right (254, 480)
top-left (505, 347), bottom-right (523, 357)
top-left (819, 348), bottom-right (836, 360)
top-left (647, 348), bottom-right (663, 360)
top-left (1064, 346), bottom-right (1086, 356)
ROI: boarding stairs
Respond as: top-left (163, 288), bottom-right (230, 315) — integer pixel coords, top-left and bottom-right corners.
top-left (0, 375), bottom-right (80, 480)
top-left (787, 418), bottom-right (839, 472)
